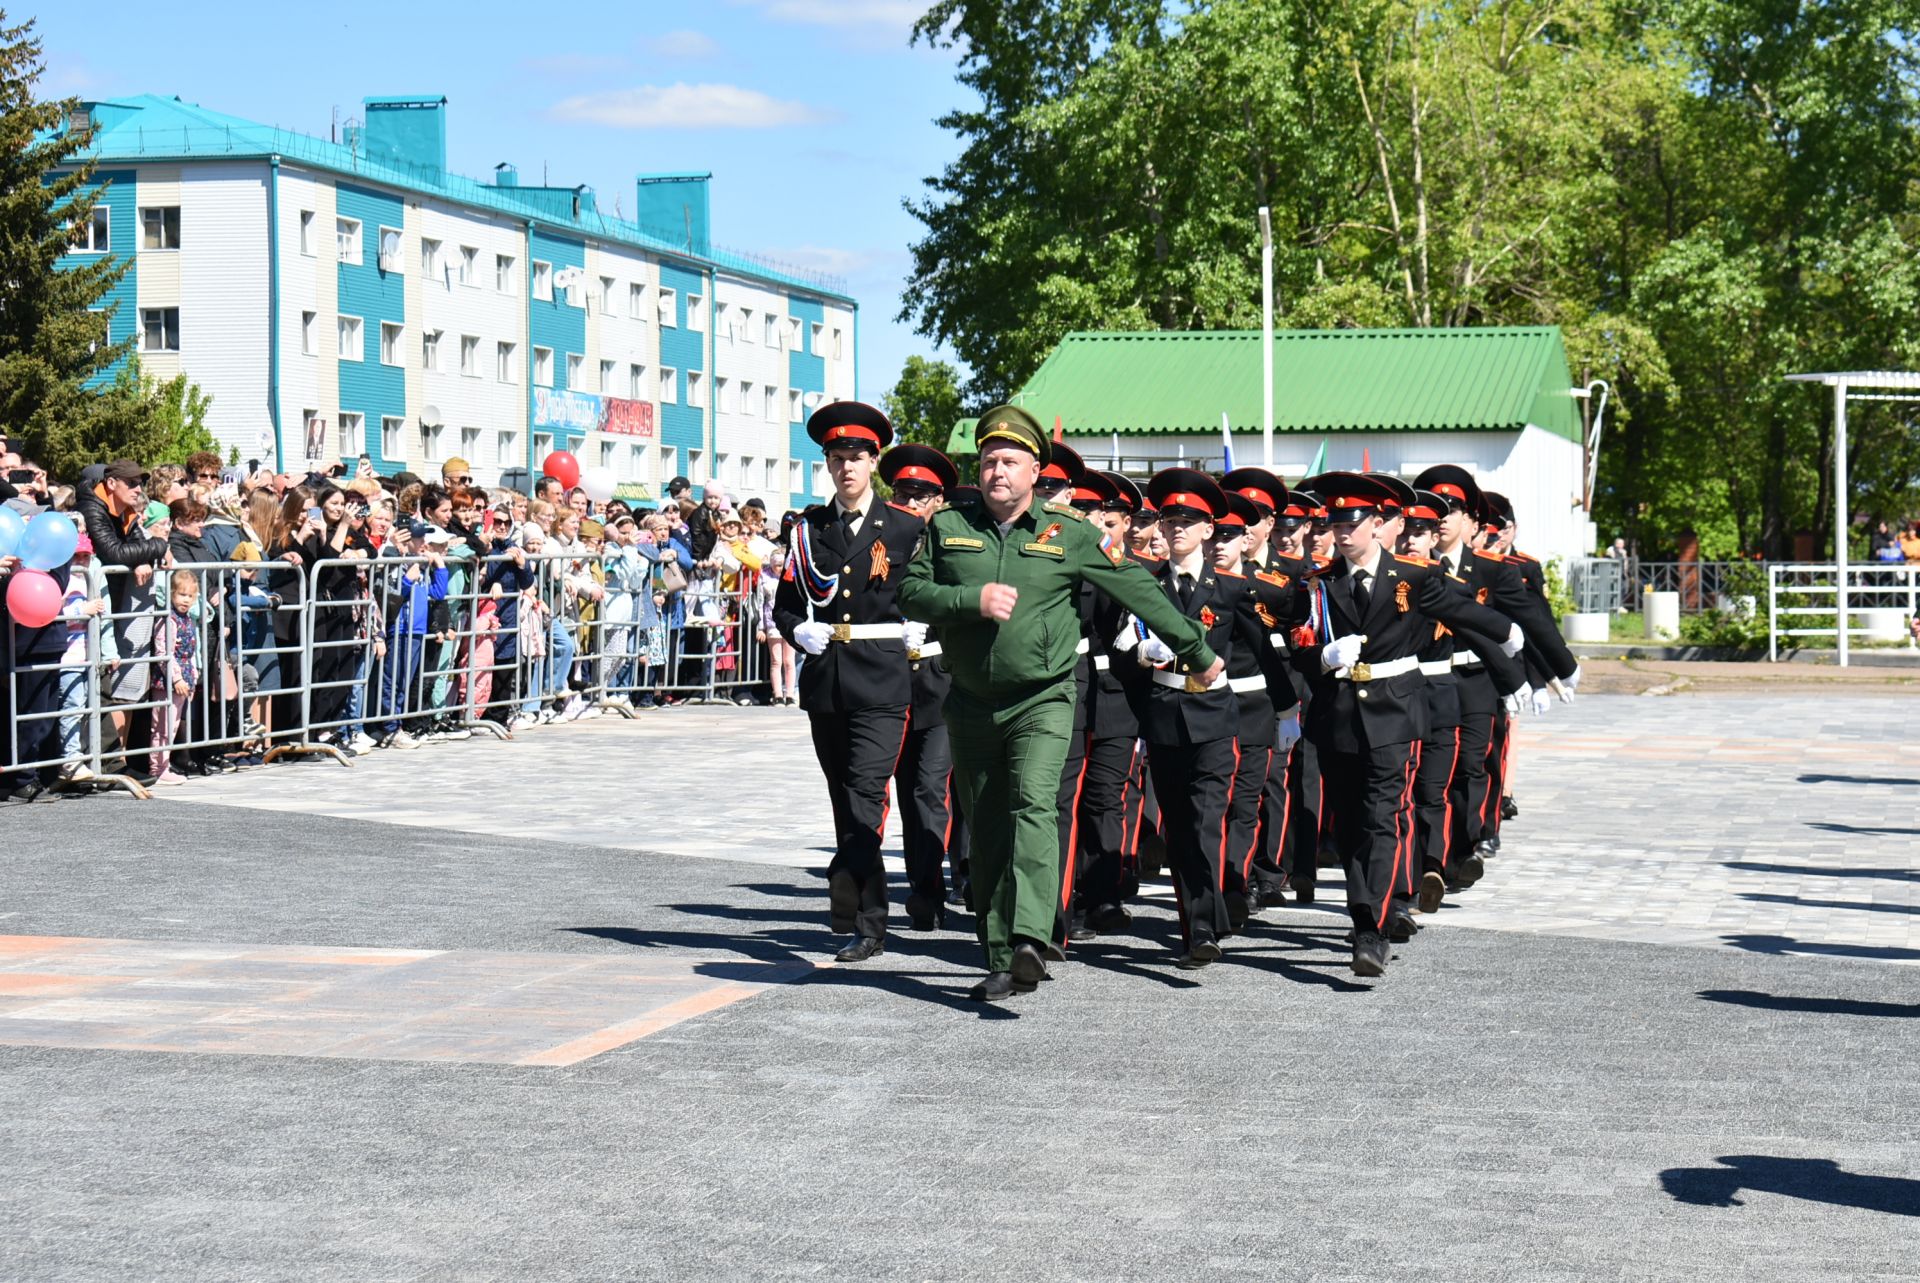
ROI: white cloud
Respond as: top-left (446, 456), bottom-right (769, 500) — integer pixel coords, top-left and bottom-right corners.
top-left (643, 30), bottom-right (721, 59)
top-left (732, 0), bottom-right (922, 29)
top-left (550, 83), bottom-right (835, 130)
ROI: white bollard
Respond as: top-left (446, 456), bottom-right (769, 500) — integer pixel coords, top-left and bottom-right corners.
top-left (1562, 612), bottom-right (1610, 643)
top-left (1644, 589), bottom-right (1681, 641)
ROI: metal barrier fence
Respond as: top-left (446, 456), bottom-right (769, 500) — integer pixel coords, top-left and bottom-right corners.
top-left (1767, 563), bottom-right (1920, 663)
top-left (1567, 558), bottom-right (1768, 614)
top-left (3, 550), bottom-right (775, 798)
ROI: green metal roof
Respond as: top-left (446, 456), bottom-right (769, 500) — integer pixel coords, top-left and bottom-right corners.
top-left (946, 417), bottom-right (979, 454)
top-left (1011, 327), bottom-right (1581, 444)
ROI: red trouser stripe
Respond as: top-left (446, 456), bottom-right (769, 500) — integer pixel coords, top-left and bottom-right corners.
top-left (1379, 749), bottom-right (1419, 930)
top-left (1218, 741), bottom-right (1240, 891)
top-left (1440, 727), bottom-right (1461, 868)
top-left (1242, 747), bottom-right (1273, 877)
top-left (1059, 733), bottom-right (1091, 911)
top-left (876, 713), bottom-right (912, 836)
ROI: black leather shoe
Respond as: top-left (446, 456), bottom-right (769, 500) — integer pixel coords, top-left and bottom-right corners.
top-left (1292, 882), bottom-right (1316, 906)
top-left (1457, 853), bottom-right (1486, 887)
top-left (1042, 940), bottom-right (1067, 964)
top-left (1176, 938), bottom-right (1223, 970)
top-left (1351, 933), bottom-right (1390, 976)
top-left (827, 871), bottom-right (858, 935)
top-left (1225, 889), bottom-right (1250, 933)
top-left (834, 935), bottom-right (884, 963)
top-left (1417, 871), bottom-right (1446, 914)
top-left (1087, 903), bottom-right (1133, 934)
top-left (905, 893), bottom-right (944, 931)
top-left (1501, 796), bottom-right (1519, 821)
top-left (970, 971), bottom-right (1016, 1002)
top-left (1387, 913), bottom-right (1418, 943)
top-left (1010, 942), bottom-right (1049, 989)
top-left (1476, 835), bottom-right (1501, 858)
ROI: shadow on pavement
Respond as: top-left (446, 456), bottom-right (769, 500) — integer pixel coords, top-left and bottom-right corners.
top-left (1720, 933), bottom-right (1920, 962)
top-left (1724, 861), bottom-right (1918, 882)
top-left (1659, 1156), bottom-right (1920, 1215)
top-left (1697, 989), bottom-right (1920, 1018)
top-left (1806, 821), bottom-right (1920, 836)
top-left (1796, 774), bottom-right (1920, 786)
top-left (1737, 892), bottom-right (1916, 915)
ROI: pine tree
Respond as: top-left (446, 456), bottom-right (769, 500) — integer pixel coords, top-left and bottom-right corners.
top-left (0, 12), bottom-right (131, 472)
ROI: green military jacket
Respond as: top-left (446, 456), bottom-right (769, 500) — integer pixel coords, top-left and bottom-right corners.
top-left (898, 494), bottom-right (1216, 700)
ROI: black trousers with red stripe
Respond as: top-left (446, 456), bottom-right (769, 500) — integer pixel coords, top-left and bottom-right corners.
top-left (1325, 738), bottom-right (1419, 934)
top-left (1076, 733), bottom-right (1138, 912)
top-left (1252, 741), bottom-right (1292, 900)
top-left (1051, 726), bottom-right (1090, 943)
top-left (1223, 740), bottom-right (1274, 906)
top-left (1278, 735), bottom-right (1326, 895)
top-left (1486, 707), bottom-right (1513, 837)
top-left (1447, 711), bottom-right (1496, 863)
top-left (894, 717), bottom-right (953, 909)
top-left (1147, 736), bottom-right (1237, 948)
top-left (1415, 726), bottom-right (1461, 878)
top-left (808, 705), bottom-right (909, 941)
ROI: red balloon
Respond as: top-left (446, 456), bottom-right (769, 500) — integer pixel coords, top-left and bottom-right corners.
top-left (5, 569), bottom-right (61, 629)
top-left (542, 451), bottom-right (581, 490)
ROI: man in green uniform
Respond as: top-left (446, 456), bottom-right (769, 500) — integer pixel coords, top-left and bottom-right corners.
top-left (898, 407), bottom-right (1225, 1002)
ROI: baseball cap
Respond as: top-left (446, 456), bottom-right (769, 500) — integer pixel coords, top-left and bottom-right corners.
top-left (104, 459), bottom-right (149, 485)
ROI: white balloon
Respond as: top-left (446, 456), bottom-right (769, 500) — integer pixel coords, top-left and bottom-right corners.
top-left (580, 465), bottom-right (617, 504)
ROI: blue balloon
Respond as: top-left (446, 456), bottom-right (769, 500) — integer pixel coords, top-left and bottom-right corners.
top-left (19, 512), bottom-right (78, 571)
top-left (0, 506), bottom-right (24, 559)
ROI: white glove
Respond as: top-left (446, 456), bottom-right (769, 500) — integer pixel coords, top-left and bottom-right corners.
top-left (1564, 663), bottom-right (1583, 692)
top-left (1505, 683), bottom-right (1532, 716)
top-left (1138, 633), bottom-right (1176, 666)
top-left (1530, 685), bottom-right (1553, 716)
top-left (793, 620), bottom-right (831, 656)
top-left (1552, 676), bottom-right (1576, 705)
top-left (1276, 711), bottom-right (1302, 754)
top-left (1500, 622), bottom-right (1525, 657)
top-left (901, 620), bottom-right (929, 651)
top-left (1323, 633), bottom-right (1367, 672)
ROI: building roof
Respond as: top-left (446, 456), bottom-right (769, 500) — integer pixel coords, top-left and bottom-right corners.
top-left (979, 327), bottom-right (1580, 447)
top-left (61, 94), bottom-right (853, 303)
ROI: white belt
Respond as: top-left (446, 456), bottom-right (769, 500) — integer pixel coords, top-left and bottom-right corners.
top-left (1092, 654), bottom-right (1110, 671)
top-left (907, 641), bottom-right (941, 660)
top-left (1075, 636), bottom-right (1090, 655)
top-left (1228, 674), bottom-right (1267, 694)
top-left (828, 623), bottom-right (900, 642)
top-left (1452, 649), bottom-right (1483, 668)
top-left (1151, 668), bottom-right (1228, 693)
top-left (1418, 660), bottom-right (1453, 677)
top-left (1333, 655), bottom-right (1421, 682)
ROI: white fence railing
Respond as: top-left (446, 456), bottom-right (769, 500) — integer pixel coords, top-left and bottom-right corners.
top-left (1767, 563), bottom-right (1920, 663)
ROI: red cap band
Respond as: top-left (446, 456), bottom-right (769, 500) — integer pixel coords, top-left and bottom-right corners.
top-left (1405, 504), bottom-right (1441, 520)
top-left (1040, 464), bottom-right (1072, 480)
top-left (1071, 486), bottom-right (1104, 503)
top-left (1432, 482), bottom-right (1467, 502)
top-left (892, 464), bottom-right (942, 487)
top-left (1216, 513), bottom-right (1247, 528)
top-left (1160, 491), bottom-right (1215, 517)
top-left (1235, 486), bottom-right (1276, 511)
top-left (1329, 495), bottom-right (1377, 510)
top-left (824, 424), bottom-right (881, 448)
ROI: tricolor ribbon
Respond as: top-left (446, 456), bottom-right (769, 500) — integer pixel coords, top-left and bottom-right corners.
top-left (789, 520), bottom-right (839, 610)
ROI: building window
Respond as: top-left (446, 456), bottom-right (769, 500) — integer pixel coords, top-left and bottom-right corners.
top-left (599, 276), bottom-right (616, 314)
top-left (380, 322), bottom-right (402, 366)
top-left (657, 288), bottom-right (677, 327)
top-left (298, 210), bottom-right (314, 256)
top-left (788, 389), bottom-right (801, 422)
top-left (338, 412), bottom-right (364, 457)
top-left (460, 334), bottom-right (480, 378)
top-left (659, 445), bottom-right (676, 482)
top-left (764, 458), bottom-right (778, 491)
top-left (810, 322), bottom-right (824, 355)
top-left (765, 314), bottom-right (779, 347)
top-left (687, 448), bottom-right (705, 485)
top-left (595, 359), bottom-right (612, 394)
top-left (687, 370), bottom-right (705, 408)
top-left (378, 227), bottom-right (402, 273)
top-left (533, 261), bottom-right (552, 301)
top-left (533, 433), bottom-right (554, 466)
top-left (788, 317), bottom-right (804, 350)
top-left (456, 245), bottom-right (477, 286)
top-left (422, 237), bottom-right (441, 279)
top-left (420, 423), bottom-right (443, 463)
top-left (496, 253), bottom-right (515, 293)
top-left (737, 306), bottom-right (753, 343)
top-left (336, 217), bottom-right (361, 264)
top-left (715, 301), bottom-right (730, 340)
top-left (714, 376), bottom-right (730, 415)
top-left (496, 429), bottom-right (518, 467)
top-left (140, 206), bottom-right (180, 250)
top-left (337, 315), bottom-right (363, 361)
top-left (629, 363), bottom-right (647, 399)
top-left (565, 353), bottom-right (583, 390)
top-left (461, 426), bottom-right (481, 461)
top-left (301, 409), bottom-right (321, 457)
top-left (687, 294), bottom-right (706, 330)
top-left (533, 346), bottom-right (553, 387)
top-left (832, 327), bottom-right (845, 359)
top-left (739, 380), bottom-right (754, 416)
top-left (765, 386), bottom-right (779, 422)
top-left (810, 461), bottom-right (826, 498)
top-left (716, 452), bottom-right (731, 488)
top-left (659, 366), bottom-right (678, 404)
top-left (789, 460), bottom-right (802, 494)
top-left (422, 329), bottom-right (442, 373)
top-left (629, 282), bottom-right (645, 319)
top-left (600, 440), bottom-right (616, 469)
top-left (381, 416), bottom-right (403, 460)
top-left (628, 445), bottom-right (646, 481)
top-left (301, 311), bottom-right (318, 356)
top-left (497, 341), bottom-right (517, 384)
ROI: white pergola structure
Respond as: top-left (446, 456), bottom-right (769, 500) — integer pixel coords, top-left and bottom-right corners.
top-left (1783, 370), bottom-right (1920, 665)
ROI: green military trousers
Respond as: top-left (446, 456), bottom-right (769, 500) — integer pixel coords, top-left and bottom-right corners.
top-left (945, 679), bottom-right (1077, 973)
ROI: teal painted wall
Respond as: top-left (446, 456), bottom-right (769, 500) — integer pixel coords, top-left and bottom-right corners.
top-left (65, 169), bottom-right (138, 389)
top-left (336, 182), bottom-right (406, 472)
top-left (786, 295), bottom-right (825, 508)
top-left (659, 262), bottom-right (705, 476)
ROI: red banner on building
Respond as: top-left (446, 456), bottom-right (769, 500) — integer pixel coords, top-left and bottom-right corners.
top-left (599, 397), bottom-right (655, 439)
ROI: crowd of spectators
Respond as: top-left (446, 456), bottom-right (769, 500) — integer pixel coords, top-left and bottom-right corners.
top-left (1869, 520), bottom-right (1920, 564)
top-left (0, 435), bottom-right (800, 804)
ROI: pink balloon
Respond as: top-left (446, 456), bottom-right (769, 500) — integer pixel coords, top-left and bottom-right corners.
top-left (6, 569), bottom-right (61, 629)
top-left (542, 450), bottom-right (581, 490)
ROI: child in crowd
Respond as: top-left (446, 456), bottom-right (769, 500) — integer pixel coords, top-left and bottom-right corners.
top-left (758, 545), bottom-right (795, 706)
top-left (151, 569), bottom-right (201, 785)
top-left (228, 542), bottom-right (280, 758)
top-left (56, 532), bottom-right (112, 780)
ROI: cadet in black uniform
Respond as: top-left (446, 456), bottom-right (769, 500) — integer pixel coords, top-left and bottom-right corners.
top-left (1293, 473), bottom-right (1517, 975)
top-left (881, 442), bottom-right (961, 931)
top-left (774, 403), bottom-right (925, 962)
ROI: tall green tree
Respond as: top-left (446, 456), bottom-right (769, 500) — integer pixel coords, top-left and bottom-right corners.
top-left (881, 355), bottom-right (965, 450)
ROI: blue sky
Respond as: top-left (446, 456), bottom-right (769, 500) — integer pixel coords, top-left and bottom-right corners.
top-left (35, 0), bottom-right (967, 399)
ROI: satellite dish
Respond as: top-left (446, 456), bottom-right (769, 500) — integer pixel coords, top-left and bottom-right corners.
top-left (420, 404), bottom-right (444, 427)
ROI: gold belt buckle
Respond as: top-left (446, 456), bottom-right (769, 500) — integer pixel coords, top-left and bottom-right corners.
top-left (907, 647), bottom-right (923, 661)
top-left (830, 623), bottom-right (852, 644)
top-left (1350, 662), bottom-right (1373, 682)
top-left (1184, 674), bottom-right (1212, 694)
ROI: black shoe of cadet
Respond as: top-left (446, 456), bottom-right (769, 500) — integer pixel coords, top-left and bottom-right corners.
top-left (834, 936), bottom-right (884, 963)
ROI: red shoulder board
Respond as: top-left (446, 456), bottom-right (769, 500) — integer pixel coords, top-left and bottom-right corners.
top-left (1307, 559), bottom-right (1338, 578)
top-left (1255, 570), bottom-right (1291, 589)
top-left (1395, 554), bottom-right (1436, 568)
top-left (886, 501), bottom-right (921, 517)
top-left (1132, 551), bottom-right (1166, 565)
top-left (1216, 567), bottom-right (1245, 580)
top-left (1510, 550), bottom-right (1540, 564)
top-left (1312, 555), bottom-right (1333, 568)
top-left (1473, 549), bottom-right (1508, 562)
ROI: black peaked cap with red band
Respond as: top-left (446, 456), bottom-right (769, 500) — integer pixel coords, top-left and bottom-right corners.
top-left (1406, 489), bottom-right (1448, 522)
top-left (1041, 441), bottom-right (1087, 486)
top-left (1217, 490), bottom-right (1262, 530)
top-left (1291, 488), bottom-right (1325, 519)
top-left (1482, 490), bottom-right (1515, 528)
top-left (1309, 471), bottom-right (1400, 520)
top-left (878, 442), bottom-right (959, 492)
top-left (1411, 464), bottom-right (1483, 518)
top-left (807, 400), bottom-right (895, 454)
top-left (1068, 469), bottom-right (1119, 508)
top-left (1099, 470), bottom-right (1143, 513)
top-left (1367, 471), bottom-right (1417, 514)
top-left (1145, 467), bottom-right (1227, 521)
top-left (1221, 466), bottom-right (1289, 517)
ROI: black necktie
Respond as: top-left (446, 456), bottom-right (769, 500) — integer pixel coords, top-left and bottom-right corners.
top-left (1352, 569), bottom-right (1371, 614)
top-left (840, 507), bottom-right (858, 535)
top-left (1178, 573), bottom-right (1196, 610)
